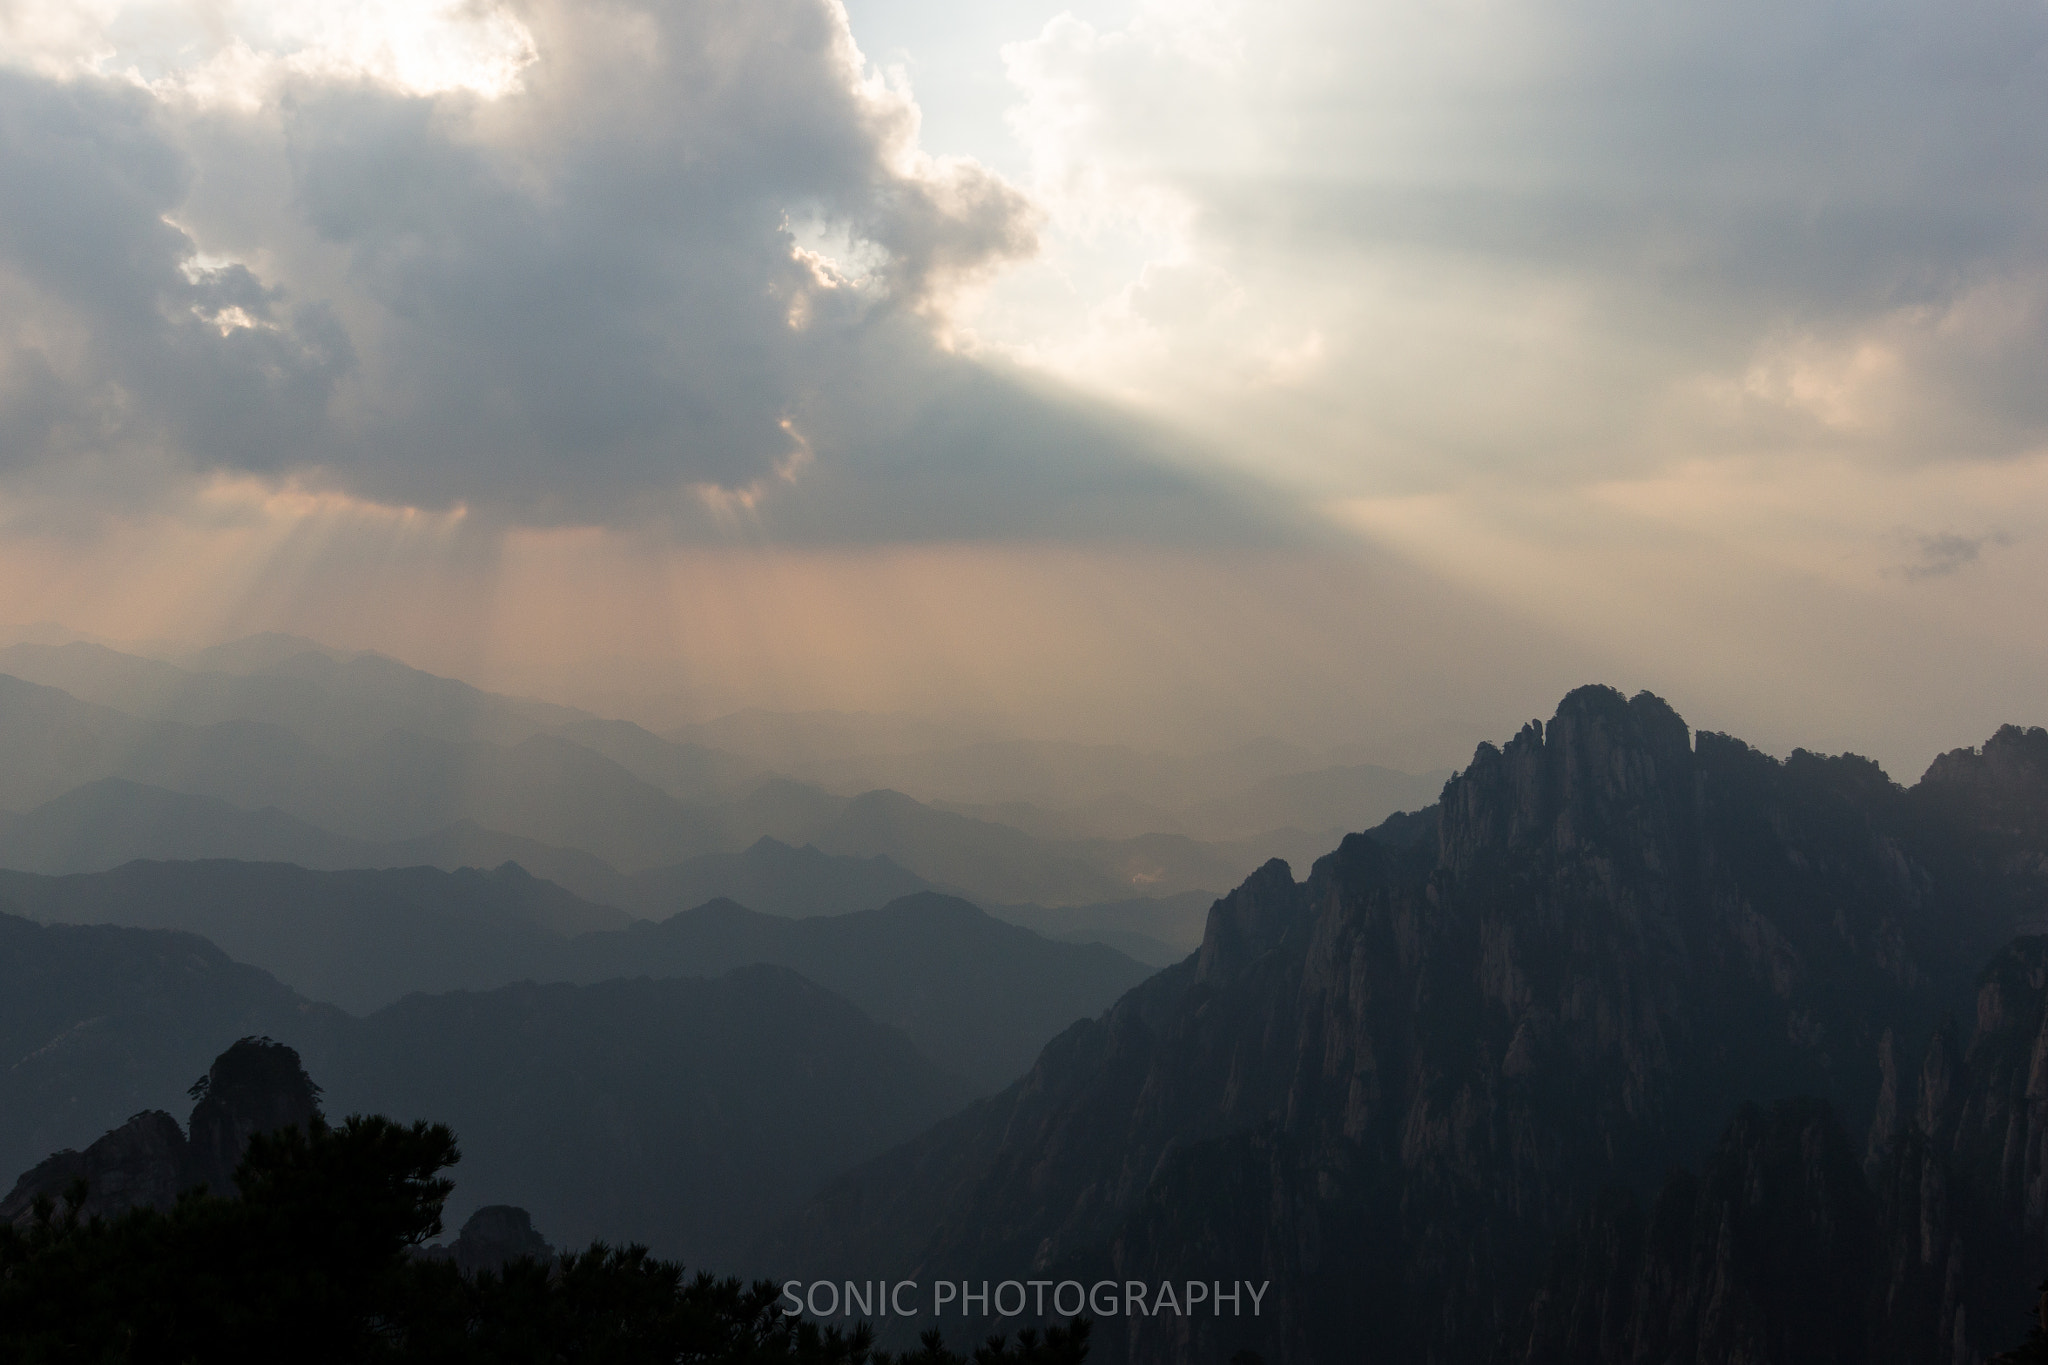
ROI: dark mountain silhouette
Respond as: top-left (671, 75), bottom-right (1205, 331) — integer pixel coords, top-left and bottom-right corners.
top-left (559, 894), bottom-right (1156, 1090)
top-left (767, 690), bottom-right (2048, 1363)
top-left (0, 860), bottom-right (628, 1012)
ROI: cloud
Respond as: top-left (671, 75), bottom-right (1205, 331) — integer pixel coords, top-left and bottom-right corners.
top-left (1899, 530), bottom-right (2012, 581)
top-left (0, 73), bottom-right (349, 489)
top-left (0, 0), bottom-right (1293, 543)
top-left (970, 0), bottom-right (2048, 496)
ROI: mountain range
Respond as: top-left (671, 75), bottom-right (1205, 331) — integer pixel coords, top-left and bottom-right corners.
top-left (20, 641), bottom-right (2047, 1361)
top-left (766, 689), bottom-right (2048, 1363)
top-left (0, 634), bottom-right (1438, 907)
top-left (0, 858), bottom-right (1152, 1088)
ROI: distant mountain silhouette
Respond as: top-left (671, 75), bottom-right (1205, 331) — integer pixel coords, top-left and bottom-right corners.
top-left (620, 836), bottom-right (937, 918)
top-left (0, 672), bottom-right (147, 810)
top-left (767, 691), bottom-right (2048, 1363)
top-left (558, 893), bottom-right (1156, 1090)
top-left (0, 642), bottom-right (746, 866)
top-left (984, 890), bottom-right (1214, 966)
top-left (180, 631), bottom-right (354, 674)
top-left (0, 777), bottom-right (637, 903)
top-left (1, 638), bottom-right (1352, 907)
top-left (1, 859), bottom-right (1153, 1089)
top-left (1, 657), bottom-right (1272, 895)
top-left (0, 779), bottom-right (384, 875)
top-left (0, 704), bottom-right (729, 869)
top-left (4, 638), bottom-right (590, 756)
top-left (0, 777), bottom-right (1223, 966)
top-left (0, 860), bottom-right (627, 1012)
top-left (712, 782), bottom-right (1258, 907)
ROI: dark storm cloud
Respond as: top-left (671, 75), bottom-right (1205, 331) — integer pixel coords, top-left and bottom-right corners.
top-left (0, 74), bottom-right (347, 484)
top-left (0, 0), bottom-right (1289, 544)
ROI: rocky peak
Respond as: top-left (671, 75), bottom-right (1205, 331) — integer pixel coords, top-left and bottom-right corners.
top-left (3, 1036), bottom-right (324, 1223)
top-left (1924, 724), bottom-right (2048, 791)
top-left (1438, 685), bottom-right (1697, 878)
top-left (0, 1111), bottom-right (188, 1227)
top-left (186, 1037), bottom-right (324, 1196)
top-left (776, 689), bottom-right (2048, 1365)
top-left (423, 1204), bottom-right (556, 1276)
top-left (1919, 725), bottom-right (2048, 837)
top-left (1193, 859), bottom-right (1303, 985)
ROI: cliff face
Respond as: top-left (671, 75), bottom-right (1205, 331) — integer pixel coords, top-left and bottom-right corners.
top-left (1515, 1099), bottom-right (1876, 1365)
top-left (1, 1037), bottom-right (321, 1225)
top-left (1864, 937), bottom-right (2048, 1364)
top-left (774, 687), bottom-right (2048, 1364)
top-left (1514, 935), bottom-right (2048, 1365)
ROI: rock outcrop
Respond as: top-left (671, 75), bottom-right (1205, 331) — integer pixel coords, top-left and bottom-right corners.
top-left (1, 1037), bottom-right (321, 1225)
top-left (422, 1204), bottom-right (557, 1276)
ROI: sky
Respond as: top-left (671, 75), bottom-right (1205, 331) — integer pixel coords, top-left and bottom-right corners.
top-left (0, 0), bottom-right (2043, 776)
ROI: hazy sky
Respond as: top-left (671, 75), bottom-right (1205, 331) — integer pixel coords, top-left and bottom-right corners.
top-left (0, 0), bottom-right (2042, 775)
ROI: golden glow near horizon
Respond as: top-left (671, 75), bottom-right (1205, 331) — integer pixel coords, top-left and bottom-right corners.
top-left (0, 0), bottom-right (2042, 778)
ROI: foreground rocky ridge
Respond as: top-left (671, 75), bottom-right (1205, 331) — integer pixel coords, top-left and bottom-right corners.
top-left (771, 688), bottom-right (2048, 1364)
